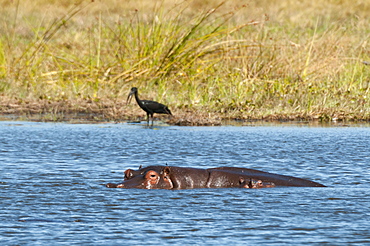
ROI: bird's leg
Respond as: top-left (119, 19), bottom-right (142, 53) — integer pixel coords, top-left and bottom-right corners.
top-left (146, 113), bottom-right (150, 125)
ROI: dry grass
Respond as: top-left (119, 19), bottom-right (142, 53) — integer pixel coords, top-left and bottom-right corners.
top-left (0, 0), bottom-right (369, 125)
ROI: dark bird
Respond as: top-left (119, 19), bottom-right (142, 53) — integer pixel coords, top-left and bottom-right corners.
top-left (127, 87), bottom-right (172, 125)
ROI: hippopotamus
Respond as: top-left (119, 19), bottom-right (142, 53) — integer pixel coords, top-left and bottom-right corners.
top-left (106, 165), bottom-right (326, 189)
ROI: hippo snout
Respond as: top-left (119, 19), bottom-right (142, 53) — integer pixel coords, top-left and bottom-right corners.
top-left (106, 183), bottom-right (119, 188)
top-left (106, 183), bottom-right (126, 188)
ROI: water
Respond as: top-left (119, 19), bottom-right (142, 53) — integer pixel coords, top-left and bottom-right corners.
top-left (1, 121), bottom-right (369, 245)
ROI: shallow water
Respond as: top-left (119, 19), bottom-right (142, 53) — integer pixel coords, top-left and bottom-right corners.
top-left (1, 121), bottom-right (369, 245)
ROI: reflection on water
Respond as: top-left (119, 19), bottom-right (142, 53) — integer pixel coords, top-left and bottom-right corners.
top-left (0, 121), bottom-right (370, 245)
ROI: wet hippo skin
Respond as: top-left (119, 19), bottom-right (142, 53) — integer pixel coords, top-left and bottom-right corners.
top-left (106, 166), bottom-right (326, 189)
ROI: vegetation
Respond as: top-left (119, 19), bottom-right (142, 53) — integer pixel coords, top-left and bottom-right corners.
top-left (0, 0), bottom-right (369, 125)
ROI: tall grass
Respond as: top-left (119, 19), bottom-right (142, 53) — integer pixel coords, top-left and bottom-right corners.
top-left (0, 0), bottom-right (369, 122)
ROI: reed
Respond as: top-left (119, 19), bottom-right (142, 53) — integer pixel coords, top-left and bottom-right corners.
top-left (0, 0), bottom-right (369, 123)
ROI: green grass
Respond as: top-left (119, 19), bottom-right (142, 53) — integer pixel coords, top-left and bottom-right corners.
top-left (0, 0), bottom-right (369, 122)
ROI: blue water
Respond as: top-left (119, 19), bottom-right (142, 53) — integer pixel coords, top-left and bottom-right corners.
top-left (1, 121), bottom-right (369, 245)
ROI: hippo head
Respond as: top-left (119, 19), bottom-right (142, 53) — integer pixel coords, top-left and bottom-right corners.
top-left (123, 166), bottom-right (164, 180)
top-left (106, 167), bottom-right (173, 189)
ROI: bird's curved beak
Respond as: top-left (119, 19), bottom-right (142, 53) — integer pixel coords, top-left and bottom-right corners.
top-left (126, 91), bottom-right (133, 105)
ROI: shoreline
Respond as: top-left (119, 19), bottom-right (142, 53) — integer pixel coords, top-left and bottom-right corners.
top-left (1, 98), bottom-right (369, 126)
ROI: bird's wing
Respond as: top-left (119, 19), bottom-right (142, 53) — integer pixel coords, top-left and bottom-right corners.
top-left (141, 100), bottom-right (171, 114)
top-left (140, 100), bottom-right (159, 112)
top-left (141, 100), bottom-right (163, 109)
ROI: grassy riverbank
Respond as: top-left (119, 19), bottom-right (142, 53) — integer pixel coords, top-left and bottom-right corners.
top-left (0, 0), bottom-right (369, 125)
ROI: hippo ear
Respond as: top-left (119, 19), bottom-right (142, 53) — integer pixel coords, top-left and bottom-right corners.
top-left (239, 178), bottom-right (245, 184)
top-left (138, 165), bottom-right (142, 169)
top-left (124, 169), bottom-right (133, 179)
top-left (163, 166), bottom-right (171, 175)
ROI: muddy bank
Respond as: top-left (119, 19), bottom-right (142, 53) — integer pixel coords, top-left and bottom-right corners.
top-left (0, 98), bottom-right (369, 126)
top-left (0, 98), bottom-right (221, 125)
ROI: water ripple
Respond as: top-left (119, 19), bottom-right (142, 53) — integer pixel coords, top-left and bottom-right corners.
top-left (0, 122), bottom-right (369, 245)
